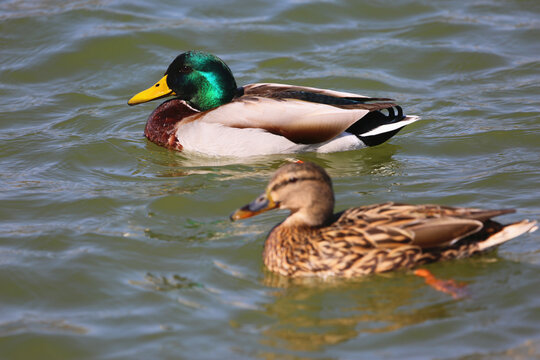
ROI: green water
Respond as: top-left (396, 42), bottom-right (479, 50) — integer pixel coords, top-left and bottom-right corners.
top-left (1, 0), bottom-right (540, 359)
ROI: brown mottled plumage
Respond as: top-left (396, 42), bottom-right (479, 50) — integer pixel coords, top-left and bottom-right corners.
top-left (230, 162), bottom-right (537, 278)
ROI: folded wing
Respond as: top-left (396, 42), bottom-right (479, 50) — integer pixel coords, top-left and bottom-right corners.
top-left (193, 83), bottom-right (418, 144)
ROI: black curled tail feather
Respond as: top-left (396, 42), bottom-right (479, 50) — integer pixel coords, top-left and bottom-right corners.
top-left (345, 105), bottom-right (408, 147)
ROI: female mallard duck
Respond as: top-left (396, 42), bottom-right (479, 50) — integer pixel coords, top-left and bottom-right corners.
top-left (128, 51), bottom-right (420, 157)
top-left (230, 162), bottom-right (537, 277)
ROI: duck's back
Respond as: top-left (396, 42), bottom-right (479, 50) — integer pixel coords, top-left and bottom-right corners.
top-left (262, 202), bottom-right (532, 278)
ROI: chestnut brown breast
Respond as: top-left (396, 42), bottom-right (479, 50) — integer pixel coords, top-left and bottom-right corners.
top-left (144, 99), bottom-right (198, 150)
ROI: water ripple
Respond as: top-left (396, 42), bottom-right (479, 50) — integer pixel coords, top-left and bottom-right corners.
top-left (1, 0), bottom-right (540, 359)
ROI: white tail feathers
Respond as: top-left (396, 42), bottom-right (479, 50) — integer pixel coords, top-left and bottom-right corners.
top-left (359, 115), bottom-right (421, 137)
top-left (477, 220), bottom-right (538, 251)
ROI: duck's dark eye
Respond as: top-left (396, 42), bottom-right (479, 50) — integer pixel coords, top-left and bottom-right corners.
top-left (288, 177), bottom-right (298, 184)
top-left (179, 65), bottom-right (191, 73)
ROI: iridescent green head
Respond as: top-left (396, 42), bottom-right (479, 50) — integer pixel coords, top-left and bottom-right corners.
top-left (128, 51), bottom-right (238, 111)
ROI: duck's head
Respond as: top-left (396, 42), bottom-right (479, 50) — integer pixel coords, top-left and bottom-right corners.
top-left (128, 51), bottom-right (238, 111)
top-left (231, 162), bottom-right (335, 227)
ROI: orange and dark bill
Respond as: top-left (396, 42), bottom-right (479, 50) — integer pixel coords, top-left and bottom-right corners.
top-left (230, 192), bottom-right (278, 221)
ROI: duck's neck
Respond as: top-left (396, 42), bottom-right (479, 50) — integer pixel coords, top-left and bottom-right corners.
top-left (188, 72), bottom-right (239, 112)
top-left (281, 209), bottom-right (333, 227)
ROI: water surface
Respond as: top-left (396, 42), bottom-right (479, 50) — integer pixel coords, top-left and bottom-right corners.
top-left (1, 0), bottom-right (540, 359)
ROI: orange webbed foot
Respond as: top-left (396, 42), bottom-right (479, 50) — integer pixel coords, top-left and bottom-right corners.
top-left (414, 268), bottom-right (469, 299)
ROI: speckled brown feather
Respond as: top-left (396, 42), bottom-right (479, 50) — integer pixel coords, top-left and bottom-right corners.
top-left (262, 203), bottom-right (520, 277)
top-left (233, 162), bottom-right (537, 278)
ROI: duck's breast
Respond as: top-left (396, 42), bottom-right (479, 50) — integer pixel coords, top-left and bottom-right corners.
top-left (144, 99), bottom-right (198, 150)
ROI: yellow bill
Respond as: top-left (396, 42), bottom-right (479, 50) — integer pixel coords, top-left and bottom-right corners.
top-left (127, 75), bottom-right (176, 106)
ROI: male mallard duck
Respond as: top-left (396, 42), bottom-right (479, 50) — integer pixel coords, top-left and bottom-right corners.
top-left (128, 51), bottom-right (420, 157)
top-left (230, 162), bottom-right (537, 277)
